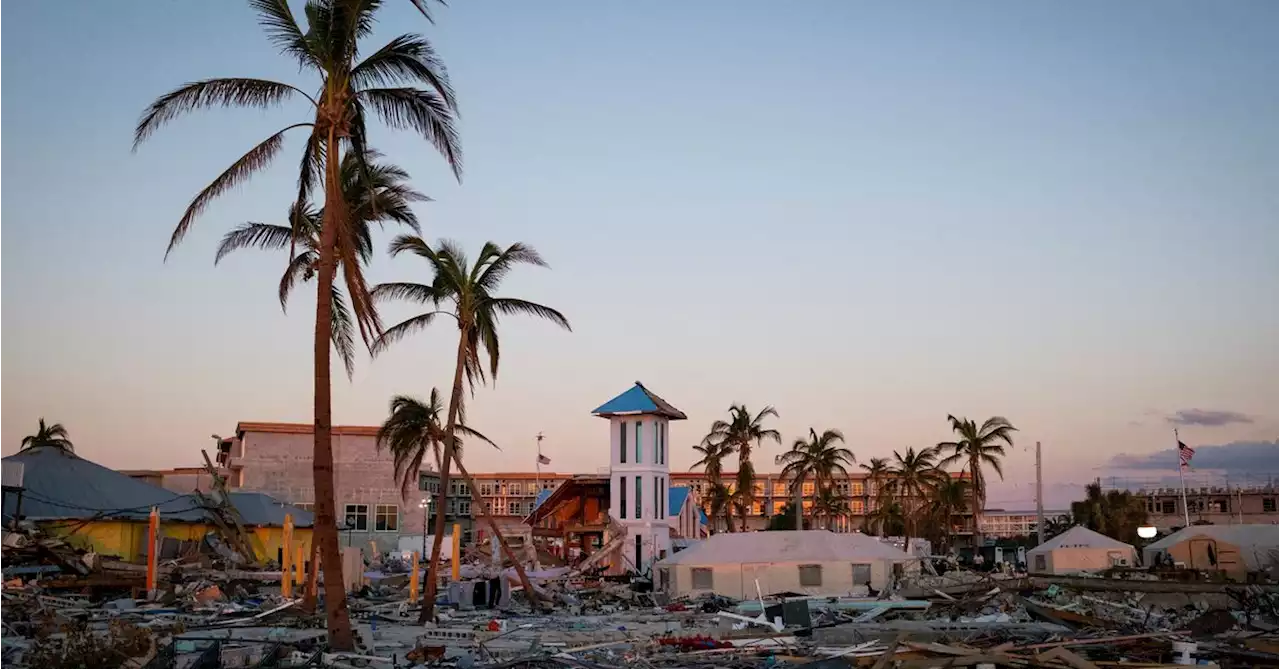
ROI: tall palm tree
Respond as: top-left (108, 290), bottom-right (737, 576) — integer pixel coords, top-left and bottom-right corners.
top-left (215, 150), bottom-right (426, 377)
top-left (1043, 513), bottom-right (1074, 540)
top-left (21, 419), bottom-right (74, 453)
top-left (372, 237), bottom-right (570, 620)
top-left (691, 440), bottom-right (734, 533)
top-left (864, 500), bottom-right (905, 537)
top-left (886, 446), bottom-right (942, 550)
top-left (702, 405), bottom-right (780, 532)
top-left (937, 415), bottom-right (1016, 543)
top-left (860, 457), bottom-right (890, 517)
top-left (776, 428), bottom-right (854, 531)
top-left (922, 475), bottom-right (970, 553)
top-left (134, 0), bottom-right (461, 649)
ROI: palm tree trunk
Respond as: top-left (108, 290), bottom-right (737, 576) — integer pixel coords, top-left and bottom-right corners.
top-left (970, 458), bottom-right (983, 545)
top-left (314, 126), bottom-right (355, 651)
top-left (452, 459), bottom-right (541, 611)
top-left (794, 477), bottom-right (803, 531)
top-left (420, 332), bottom-right (469, 623)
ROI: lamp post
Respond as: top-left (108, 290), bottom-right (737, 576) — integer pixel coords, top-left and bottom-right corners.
top-left (345, 515), bottom-right (356, 547)
top-left (418, 498), bottom-right (434, 563)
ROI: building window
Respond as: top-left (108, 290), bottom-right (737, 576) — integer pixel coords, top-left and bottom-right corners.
top-left (1160, 500), bottom-right (1176, 514)
top-left (636, 422), bottom-right (643, 463)
top-left (485, 502), bottom-right (493, 515)
top-left (802, 481), bottom-right (815, 496)
top-left (499, 483), bottom-right (508, 495)
top-left (508, 501), bottom-right (521, 515)
top-left (658, 568), bottom-right (670, 592)
top-left (751, 502), bottom-right (763, 515)
top-left (773, 482), bottom-right (787, 497)
top-left (851, 499), bottom-right (865, 514)
top-left (659, 422), bottom-right (666, 464)
top-left (799, 564), bottom-right (823, 587)
top-left (851, 482), bottom-right (864, 496)
top-left (619, 476), bottom-right (628, 520)
top-left (620, 421), bottom-right (628, 463)
top-left (459, 500), bottom-right (471, 516)
top-left (1265, 498), bottom-right (1277, 513)
top-left (481, 483), bottom-right (493, 496)
top-left (528, 483), bottom-right (538, 495)
top-left (343, 504), bottom-right (369, 531)
top-left (1034, 555), bottom-right (1047, 572)
top-left (636, 475), bottom-right (643, 519)
top-left (653, 476), bottom-right (660, 519)
top-left (374, 504), bottom-right (398, 532)
top-left (851, 563), bottom-right (871, 586)
top-left (635, 535), bottom-right (643, 570)
top-left (773, 500), bottom-right (786, 515)
top-left (691, 567), bottom-right (713, 590)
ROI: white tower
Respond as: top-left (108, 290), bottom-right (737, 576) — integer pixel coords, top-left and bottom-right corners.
top-left (592, 381), bottom-right (686, 574)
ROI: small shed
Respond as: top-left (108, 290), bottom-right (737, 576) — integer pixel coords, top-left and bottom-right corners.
top-left (1027, 526), bottom-right (1137, 574)
top-left (1142, 524), bottom-right (1279, 582)
top-left (653, 530), bottom-right (912, 598)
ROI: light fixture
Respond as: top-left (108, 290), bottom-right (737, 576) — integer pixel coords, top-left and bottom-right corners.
top-left (1137, 525), bottom-right (1157, 539)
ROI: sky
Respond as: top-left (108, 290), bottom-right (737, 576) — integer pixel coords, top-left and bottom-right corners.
top-left (3, 1), bottom-right (1277, 509)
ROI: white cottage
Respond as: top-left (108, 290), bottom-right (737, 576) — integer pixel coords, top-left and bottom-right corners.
top-left (653, 530), bottom-right (912, 598)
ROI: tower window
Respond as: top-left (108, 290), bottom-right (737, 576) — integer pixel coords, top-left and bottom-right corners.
top-left (620, 421), bottom-right (627, 463)
top-left (636, 475), bottom-right (642, 519)
top-left (636, 422), bottom-right (643, 463)
top-left (619, 476), bottom-right (627, 519)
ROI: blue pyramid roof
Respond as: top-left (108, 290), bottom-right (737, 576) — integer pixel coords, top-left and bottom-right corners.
top-left (591, 382), bottom-right (686, 420)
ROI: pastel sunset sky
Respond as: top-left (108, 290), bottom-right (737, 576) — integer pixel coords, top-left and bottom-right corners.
top-left (3, 1), bottom-right (1276, 508)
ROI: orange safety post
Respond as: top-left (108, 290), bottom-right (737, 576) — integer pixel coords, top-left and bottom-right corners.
top-left (451, 524), bottom-right (461, 581)
top-left (409, 551), bottom-right (420, 602)
top-left (146, 507), bottom-right (159, 597)
top-left (281, 513), bottom-right (294, 598)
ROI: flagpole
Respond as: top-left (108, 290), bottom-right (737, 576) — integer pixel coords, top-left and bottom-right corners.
top-left (1175, 429), bottom-right (1190, 527)
top-left (535, 433), bottom-right (544, 493)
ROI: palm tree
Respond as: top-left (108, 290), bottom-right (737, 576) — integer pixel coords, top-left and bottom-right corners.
top-left (134, 0), bottom-right (461, 649)
top-left (372, 238), bottom-right (570, 620)
top-left (1071, 482), bottom-right (1148, 542)
top-left (691, 440), bottom-right (734, 533)
top-left (937, 415), bottom-right (1016, 543)
top-left (860, 457), bottom-right (891, 519)
top-left (215, 150), bottom-right (426, 377)
top-left (1043, 513), bottom-right (1074, 540)
top-left (776, 428), bottom-right (854, 531)
top-left (922, 475), bottom-right (970, 553)
top-left (21, 419), bottom-right (74, 453)
top-left (864, 500), bottom-right (906, 537)
top-left (811, 487), bottom-right (851, 530)
top-left (886, 446), bottom-right (942, 550)
top-left (702, 405), bottom-right (781, 532)
top-left (701, 482), bottom-right (735, 535)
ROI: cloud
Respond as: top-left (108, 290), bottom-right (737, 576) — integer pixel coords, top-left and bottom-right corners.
top-left (1165, 409), bottom-right (1253, 427)
top-left (1106, 440), bottom-right (1279, 475)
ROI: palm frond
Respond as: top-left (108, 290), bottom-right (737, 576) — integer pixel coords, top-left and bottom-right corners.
top-left (165, 123), bottom-right (311, 258)
top-left (214, 223), bottom-right (296, 264)
top-left (352, 34), bottom-right (456, 111)
top-left (358, 87), bottom-right (461, 180)
top-left (475, 242), bottom-right (550, 290)
top-left (278, 251), bottom-right (316, 311)
top-left (371, 312), bottom-right (439, 354)
top-left (330, 283), bottom-right (358, 378)
top-left (489, 298), bottom-right (572, 331)
top-left (371, 282), bottom-right (439, 304)
top-left (134, 78), bottom-right (311, 149)
top-left (250, 0), bottom-right (319, 68)
top-left (388, 234), bottom-right (436, 259)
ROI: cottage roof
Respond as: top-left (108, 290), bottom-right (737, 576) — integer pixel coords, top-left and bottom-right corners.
top-left (655, 530), bottom-right (910, 566)
top-left (1028, 525), bottom-right (1136, 555)
top-left (592, 382), bottom-right (687, 420)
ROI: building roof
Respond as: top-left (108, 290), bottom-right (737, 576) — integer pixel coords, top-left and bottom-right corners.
top-left (1028, 525), bottom-right (1136, 554)
top-left (236, 422), bottom-right (380, 437)
top-left (592, 382), bottom-right (687, 420)
top-left (655, 530), bottom-right (911, 566)
top-left (668, 486), bottom-right (692, 519)
top-left (2, 446), bottom-right (209, 523)
top-left (225, 492), bottom-right (314, 527)
top-left (1143, 524), bottom-right (1280, 571)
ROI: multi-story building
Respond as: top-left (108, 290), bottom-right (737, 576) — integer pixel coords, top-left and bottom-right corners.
top-left (1100, 474), bottom-right (1279, 531)
top-left (979, 509), bottom-right (1070, 538)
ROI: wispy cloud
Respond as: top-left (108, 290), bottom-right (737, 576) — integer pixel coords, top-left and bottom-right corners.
top-left (1165, 409), bottom-right (1254, 427)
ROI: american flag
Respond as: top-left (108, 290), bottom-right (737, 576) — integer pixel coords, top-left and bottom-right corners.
top-left (537, 454), bottom-right (551, 465)
top-left (1178, 441), bottom-right (1195, 468)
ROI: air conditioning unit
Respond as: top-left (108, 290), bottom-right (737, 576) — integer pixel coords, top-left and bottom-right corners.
top-left (1, 461), bottom-right (23, 489)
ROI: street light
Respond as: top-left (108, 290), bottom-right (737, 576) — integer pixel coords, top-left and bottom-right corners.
top-left (418, 498), bottom-right (434, 563)
top-left (1137, 525), bottom-right (1158, 539)
top-left (345, 515), bottom-right (357, 547)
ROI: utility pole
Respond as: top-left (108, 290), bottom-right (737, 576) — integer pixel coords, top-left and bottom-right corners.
top-left (1035, 441), bottom-right (1044, 545)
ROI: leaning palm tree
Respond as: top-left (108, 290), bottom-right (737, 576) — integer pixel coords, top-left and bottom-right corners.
top-left (21, 419), bottom-right (74, 453)
top-left (702, 405), bottom-right (780, 533)
top-left (701, 482), bottom-right (734, 535)
top-left (776, 428), bottom-right (853, 531)
top-left (215, 150), bottom-right (426, 377)
top-left (134, 0), bottom-right (461, 649)
top-left (691, 440), bottom-right (734, 533)
top-left (886, 446), bottom-right (942, 551)
top-left (860, 457), bottom-right (891, 518)
top-left (372, 237), bottom-right (570, 620)
top-left (937, 415), bottom-right (1016, 542)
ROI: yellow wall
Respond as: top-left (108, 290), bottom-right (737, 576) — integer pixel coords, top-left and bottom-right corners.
top-left (40, 520), bottom-right (312, 565)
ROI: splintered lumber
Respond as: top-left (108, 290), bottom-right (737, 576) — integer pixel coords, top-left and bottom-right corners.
top-left (1038, 647), bottom-right (1101, 669)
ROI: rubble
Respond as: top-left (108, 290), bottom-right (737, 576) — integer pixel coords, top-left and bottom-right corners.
top-left (4, 520), bottom-right (1277, 669)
